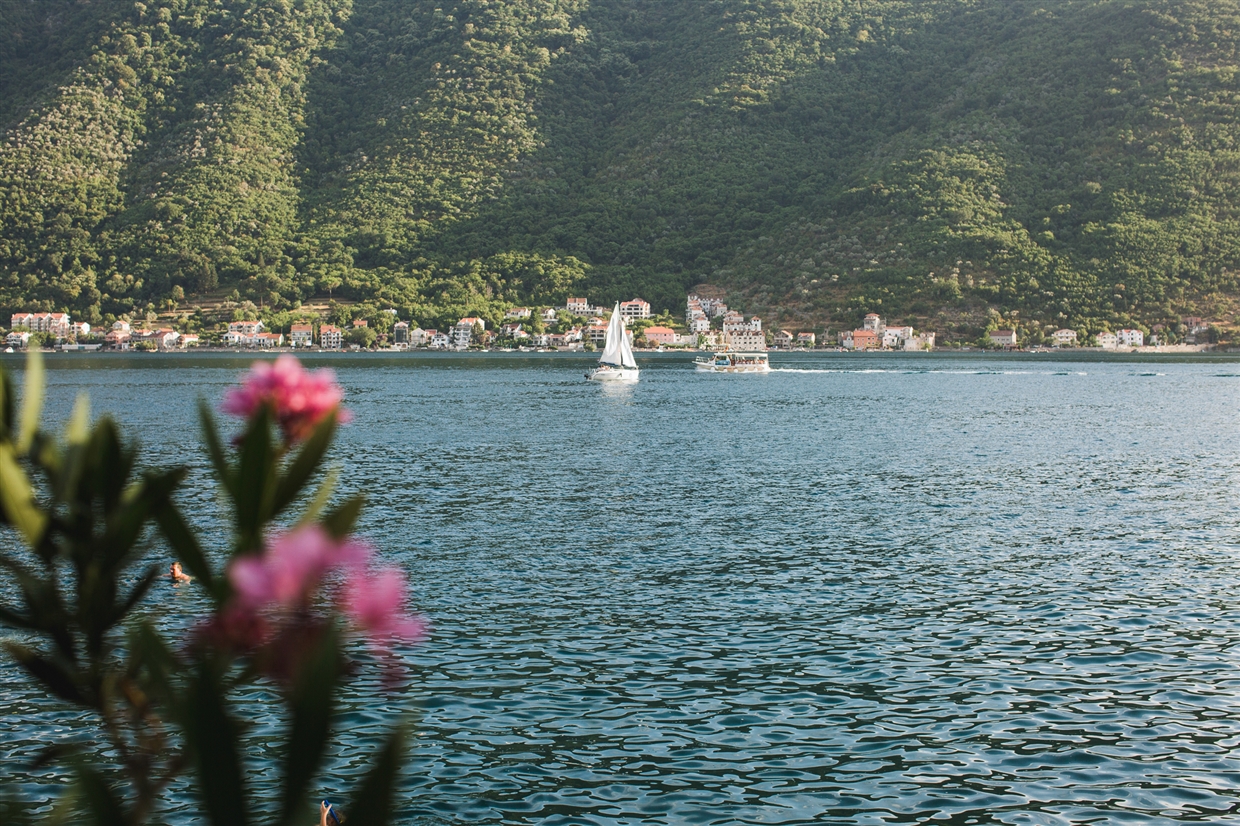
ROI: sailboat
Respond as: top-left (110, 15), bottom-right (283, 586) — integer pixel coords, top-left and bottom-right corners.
top-left (586, 303), bottom-right (639, 382)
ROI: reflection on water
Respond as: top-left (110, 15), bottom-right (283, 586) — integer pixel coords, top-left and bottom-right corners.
top-left (2, 351), bottom-right (1240, 824)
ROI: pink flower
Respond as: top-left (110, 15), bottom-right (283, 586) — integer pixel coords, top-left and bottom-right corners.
top-left (228, 525), bottom-right (371, 610)
top-left (223, 354), bottom-right (350, 442)
top-left (343, 567), bottom-right (426, 644)
top-left (194, 602), bottom-right (270, 652)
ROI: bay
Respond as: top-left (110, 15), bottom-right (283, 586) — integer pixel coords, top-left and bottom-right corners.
top-left (2, 351), bottom-right (1239, 825)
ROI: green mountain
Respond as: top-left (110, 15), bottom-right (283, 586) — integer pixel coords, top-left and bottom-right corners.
top-left (3, 0), bottom-right (1240, 342)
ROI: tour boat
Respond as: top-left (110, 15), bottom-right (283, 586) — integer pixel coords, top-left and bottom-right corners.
top-left (586, 303), bottom-right (639, 382)
top-left (694, 351), bottom-right (770, 373)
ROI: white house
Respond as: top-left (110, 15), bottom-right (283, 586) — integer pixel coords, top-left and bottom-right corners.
top-left (225, 320), bottom-right (265, 346)
top-left (541, 308), bottom-right (558, 324)
top-left (1052, 329), bottom-right (1078, 346)
top-left (6, 331), bottom-right (32, 348)
top-left (619, 299), bottom-right (651, 320)
top-left (689, 295), bottom-right (729, 318)
top-left (290, 323), bottom-right (314, 347)
top-left (10, 312), bottom-right (71, 337)
top-left (862, 313), bottom-right (884, 332)
top-left (430, 332), bottom-right (451, 350)
top-left (989, 329), bottom-right (1018, 348)
top-left (505, 307), bottom-right (532, 319)
top-left (723, 314), bottom-right (761, 335)
top-left (319, 325), bottom-right (343, 350)
top-left (771, 330), bottom-right (794, 349)
top-left (1116, 328), bottom-right (1144, 347)
top-left (566, 297), bottom-right (590, 315)
top-left (726, 330), bottom-right (767, 351)
top-left (883, 326), bottom-right (914, 348)
top-left (1095, 331), bottom-right (1118, 349)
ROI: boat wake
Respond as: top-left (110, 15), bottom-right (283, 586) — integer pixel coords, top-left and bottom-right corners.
top-left (769, 368), bottom-right (1089, 376)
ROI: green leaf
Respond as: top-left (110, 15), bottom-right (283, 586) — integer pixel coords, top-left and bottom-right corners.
top-left (128, 621), bottom-right (179, 706)
top-left (97, 470), bottom-right (183, 573)
top-left (272, 411), bottom-right (337, 519)
top-left (110, 565), bottom-right (159, 627)
top-left (2, 643), bottom-right (82, 704)
top-left (183, 660), bottom-right (250, 826)
top-left (65, 393), bottom-right (91, 446)
top-left (89, 418), bottom-right (131, 514)
top-left (198, 400), bottom-right (234, 499)
top-left (0, 443), bottom-right (47, 545)
top-left (0, 369), bottom-right (12, 440)
top-left (234, 405), bottom-right (275, 552)
top-left (278, 623), bottom-right (343, 826)
top-left (73, 764), bottom-right (128, 826)
top-left (295, 466), bottom-right (339, 529)
top-left (320, 495), bottom-right (365, 540)
top-left (153, 502), bottom-right (215, 595)
top-left (16, 349), bottom-right (44, 454)
top-left (343, 724), bottom-right (407, 826)
top-left (0, 603), bottom-right (36, 630)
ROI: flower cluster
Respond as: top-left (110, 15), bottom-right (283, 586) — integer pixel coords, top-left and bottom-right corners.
top-left (223, 354), bottom-right (350, 442)
top-left (221, 526), bottom-right (426, 658)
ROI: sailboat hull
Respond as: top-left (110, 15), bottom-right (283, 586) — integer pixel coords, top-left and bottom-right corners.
top-left (587, 366), bottom-right (639, 382)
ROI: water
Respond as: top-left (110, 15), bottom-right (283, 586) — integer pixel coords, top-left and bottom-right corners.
top-left (2, 351), bottom-right (1240, 824)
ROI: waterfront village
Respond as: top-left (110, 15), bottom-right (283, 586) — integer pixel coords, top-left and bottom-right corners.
top-left (3, 299), bottom-right (1212, 354)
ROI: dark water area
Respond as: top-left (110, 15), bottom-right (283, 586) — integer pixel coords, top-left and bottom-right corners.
top-left (2, 350), bottom-right (1240, 824)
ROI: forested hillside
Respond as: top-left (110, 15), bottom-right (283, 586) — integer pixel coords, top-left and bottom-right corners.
top-left (3, 0), bottom-right (1240, 341)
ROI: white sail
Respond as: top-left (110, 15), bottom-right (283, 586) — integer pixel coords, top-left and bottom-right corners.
top-left (618, 315), bottom-right (637, 369)
top-left (599, 303), bottom-right (625, 366)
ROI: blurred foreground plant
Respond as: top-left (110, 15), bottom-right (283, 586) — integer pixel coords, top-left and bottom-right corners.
top-left (0, 353), bottom-right (422, 826)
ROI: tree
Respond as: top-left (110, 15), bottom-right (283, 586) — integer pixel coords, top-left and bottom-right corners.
top-left (347, 326), bottom-right (377, 348)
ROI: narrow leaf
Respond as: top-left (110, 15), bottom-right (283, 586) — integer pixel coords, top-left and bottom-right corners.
top-left (198, 401), bottom-right (234, 498)
top-left (73, 764), bottom-right (127, 826)
top-left (277, 624), bottom-right (343, 826)
top-left (129, 621), bottom-right (178, 705)
top-left (183, 661), bottom-right (250, 826)
top-left (272, 412), bottom-right (337, 519)
top-left (16, 349), bottom-right (44, 454)
top-left (0, 603), bottom-right (36, 630)
top-left (31, 742), bottom-right (82, 770)
top-left (65, 393), bottom-right (91, 445)
top-left (153, 503), bottom-right (215, 594)
top-left (343, 725), bottom-right (407, 826)
top-left (295, 467), bottom-right (339, 529)
top-left (111, 565), bottom-right (160, 627)
top-left (321, 495), bottom-right (365, 540)
top-left (3, 643), bottom-right (82, 704)
top-left (0, 369), bottom-right (12, 438)
top-left (234, 406), bottom-right (274, 551)
top-left (0, 443), bottom-right (47, 545)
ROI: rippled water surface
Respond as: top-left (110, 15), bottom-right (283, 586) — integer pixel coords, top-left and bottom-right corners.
top-left (3, 351), bottom-right (1240, 824)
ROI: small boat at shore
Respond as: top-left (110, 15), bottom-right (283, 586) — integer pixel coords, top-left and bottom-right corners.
top-left (586, 303), bottom-right (639, 382)
top-left (694, 351), bottom-right (770, 373)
